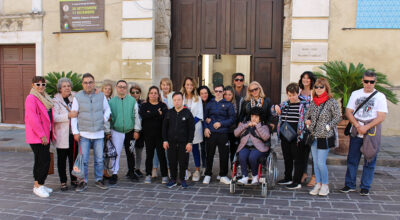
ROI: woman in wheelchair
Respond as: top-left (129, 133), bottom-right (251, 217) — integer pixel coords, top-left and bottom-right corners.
top-left (234, 107), bottom-right (270, 185)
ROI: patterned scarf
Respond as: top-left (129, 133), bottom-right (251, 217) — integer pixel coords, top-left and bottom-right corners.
top-left (250, 97), bottom-right (263, 108)
top-left (30, 88), bottom-right (54, 110)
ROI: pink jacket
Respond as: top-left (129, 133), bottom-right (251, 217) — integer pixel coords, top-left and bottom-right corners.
top-left (25, 94), bottom-right (52, 144)
top-left (234, 122), bottom-right (270, 153)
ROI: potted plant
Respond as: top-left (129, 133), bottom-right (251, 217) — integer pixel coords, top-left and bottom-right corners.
top-left (45, 71), bottom-right (83, 97)
top-left (314, 61), bottom-right (398, 155)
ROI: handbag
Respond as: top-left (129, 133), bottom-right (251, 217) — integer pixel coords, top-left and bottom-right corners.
top-left (301, 102), bottom-right (326, 146)
top-left (280, 104), bottom-right (297, 142)
top-left (104, 139), bottom-right (118, 170)
top-left (344, 91), bottom-right (378, 136)
top-left (48, 152), bottom-right (54, 175)
top-left (71, 142), bottom-right (84, 179)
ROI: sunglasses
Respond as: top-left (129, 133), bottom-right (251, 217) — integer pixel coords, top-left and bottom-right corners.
top-left (214, 90), bottom-right (224, 93)
top-left (363, 80), bottom-right (375, 84)
top-left (131, 91), bottom-right (140, 94)
top-left (249, 87), bottom-right (259, 93)
top-left (234, 78), bottom-right (244, 82)
top-left (34, 83), bottom-right (46, 87)
top-left (314, 85), bottom-right (325, 89)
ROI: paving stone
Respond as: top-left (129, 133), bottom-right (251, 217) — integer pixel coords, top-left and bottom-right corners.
top-left (354, 214), bottom-right (397, 220)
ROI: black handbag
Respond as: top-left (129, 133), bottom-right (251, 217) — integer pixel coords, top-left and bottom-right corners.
top-left (344, 91), bottom-right (378, 136)
top-left (301, 102), bottom-right (326, 146)
top-left (280, 105), bottom-right (297, 142)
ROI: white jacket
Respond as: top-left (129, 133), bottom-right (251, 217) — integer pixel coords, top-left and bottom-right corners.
top-left (52, 92), bottom-right (74, 149)
top-left (184, 95), bottom-right (203, 144)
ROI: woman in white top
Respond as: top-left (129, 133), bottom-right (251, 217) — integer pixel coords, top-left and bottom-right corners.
top-left (160, 78), bottom-right (174, 109)
top-left (181, 77), bottom-right (203, 181)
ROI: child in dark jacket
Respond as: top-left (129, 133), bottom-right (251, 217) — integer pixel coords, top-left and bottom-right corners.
top-left (162, 92), bottom-right (195, 188)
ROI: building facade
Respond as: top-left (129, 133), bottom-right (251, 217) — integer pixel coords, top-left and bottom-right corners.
top-left (0, 0), bottom-right (398, 135)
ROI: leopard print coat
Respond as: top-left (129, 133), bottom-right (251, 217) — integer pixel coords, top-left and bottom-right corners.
top-left (305, 98), bottom-right (341, 138)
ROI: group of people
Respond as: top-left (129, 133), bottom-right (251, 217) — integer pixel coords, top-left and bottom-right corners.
top-left (25, 70), bottom-right (387, 198)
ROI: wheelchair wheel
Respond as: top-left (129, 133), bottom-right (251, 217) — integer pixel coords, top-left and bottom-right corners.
top-left (266, 150), bottom-right (278, 189)
top-left (230, 180), bottom-right (236, 194)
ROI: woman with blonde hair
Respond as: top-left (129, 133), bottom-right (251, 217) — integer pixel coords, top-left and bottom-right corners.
top-left (305, 77), bottom-right (341, 196)
top-left (180, 77), bottom-right (203, 182)
top-left (239, 81), bottom-right (274, 129)
top-left (102, 82), bottom-right (113, 101)
top-left (160, 78), bottom-right (174, 109)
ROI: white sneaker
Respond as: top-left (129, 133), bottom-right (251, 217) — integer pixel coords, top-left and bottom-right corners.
top-left (33, 186), bottom-right (49, 198)
top-left (203, 175), bottom-right (211, 184)
top-left (220, 176), bottom-right (231, 185)
top-left (43, 186), bottom-right (53, 193)
top-left (309, 183), bottom-right (322, 196)
top-left (216, 175), bottom-right (221, 180)
top-left (251, 175), bottom-right (259, 185)
top-left (192, 170), bottom-right (200, 182)
top-left (318, 184), bottom-right (329, 196)
top-left (238, 176), bottom-right (249, 185)
top-left (185, 170), bottom-right (191, 180)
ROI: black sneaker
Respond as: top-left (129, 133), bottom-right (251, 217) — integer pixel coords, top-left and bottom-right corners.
top-left (75, 182), bottom-right (88, 192)
top-left (360, 188), bottom-right (369, 196)
top-left (181, 180), bottom-right (189, 189)
top-left (277, 179), bottom-right (292, 185)
top-left (95, 180), bottom-right (108, 190)
top-left (286, 183), bottom-right (301, 190)
top-left (71, 181), bottom-right (79, 189)
top-left (166, 180), bottom-right (177, 188)
top-left (126, 171), bottom-right (133, 178)
top-left (134, 169), bottom-right (144, 178)
top-left (109, 174), bottom-right (118, 185)
top-left (130, 173), bottom-right (139, 182)
top-left (340, 186), bottom-right (356, 193)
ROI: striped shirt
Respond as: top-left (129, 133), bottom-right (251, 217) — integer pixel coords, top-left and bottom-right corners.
top-left (281, 102), bottom-right (300, 129)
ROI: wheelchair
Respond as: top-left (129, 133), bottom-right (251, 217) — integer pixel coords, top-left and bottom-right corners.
top-left (230, 147), bottom-right (278, 197)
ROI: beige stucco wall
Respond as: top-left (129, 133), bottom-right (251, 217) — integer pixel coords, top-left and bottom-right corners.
top-left (328, 0), bottom-right (400, 135)
top-left (42, 0), bottom-right (122, 82)
top-left (3, 0), bottom-right (31, 14)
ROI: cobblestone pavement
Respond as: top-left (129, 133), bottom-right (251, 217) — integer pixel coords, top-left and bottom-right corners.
top-left (0, 151), bottom-right (399, 220)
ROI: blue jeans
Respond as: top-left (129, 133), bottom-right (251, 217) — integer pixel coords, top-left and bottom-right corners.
top-left (311, 140), bottom-right (330, 184)
top-left (80, 137), bottom-right (104, 183)
top-left (345, 136), bottom-right (377, 190)
top-left (192, 144), bottom-right (201, 168)
top-left (238, 147), bottom-right (266, 177)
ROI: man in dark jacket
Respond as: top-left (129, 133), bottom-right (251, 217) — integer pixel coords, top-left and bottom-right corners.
top-left (203, 85), bottom-right (235, 185)
top-left (162, 92), bottom-right (195, 188)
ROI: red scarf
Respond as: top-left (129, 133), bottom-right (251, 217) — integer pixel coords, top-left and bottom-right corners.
top-left (313, 91), bottom-right (329, 106)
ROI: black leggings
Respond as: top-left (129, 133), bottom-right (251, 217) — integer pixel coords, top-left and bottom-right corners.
top-left (30, 143), bottom-right (50, 185)
top-left (144, 136), bottom-right (168, 177)
top-left (280, 137), bottom-right (305, 184)
top-left (228, 132), bottom-right (239, 166)
top-left (205, 132), bottom-right (229, 177)
top-left (56, 134), bottom-right (78, 184)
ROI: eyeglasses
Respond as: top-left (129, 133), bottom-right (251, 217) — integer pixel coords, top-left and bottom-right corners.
top-left (131, 91), bottom-right (140, 94)
top-left (363, 80), bottom-right (376, 84)
top-left (249, 87), bottom-right (259, 93)
top-left (83, 81), bottom-right (94, 85)
top-left (34, 83), bottom-right (46, 87)
top-left (234, 78), bottom-right (244, 82)
top-left (117, 86), bottom-right (127, 89)
top-left (214, 90), bottom-right (224, 93)
top-left (314, 85), bottom-right (325, 89)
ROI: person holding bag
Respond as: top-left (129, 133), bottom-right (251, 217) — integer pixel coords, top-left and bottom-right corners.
top-left (340, 70), bottom-right (388, 196)
top-left (275, 83), bottom-right (307, 189)
top-left (25, 76), bottom-right (54, 198)
top-left (305, 78), bottom-right (341, 196)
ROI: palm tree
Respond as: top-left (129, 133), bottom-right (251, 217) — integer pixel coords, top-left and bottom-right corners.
top-left (314, 61), bottom-right (398, 117)
top-left (45, 71), bottom-right (83, 97)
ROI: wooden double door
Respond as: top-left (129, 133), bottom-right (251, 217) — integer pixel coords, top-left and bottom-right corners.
top-left (0, 45), bottom-right (36, 124)
top-left (171, 0), bottom-right (283, 103)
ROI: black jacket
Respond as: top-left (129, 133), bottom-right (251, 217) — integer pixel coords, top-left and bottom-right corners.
top-left (162, 107), bottom-right (195, 144)
top-left (139, 101), bottom-right (168, 138)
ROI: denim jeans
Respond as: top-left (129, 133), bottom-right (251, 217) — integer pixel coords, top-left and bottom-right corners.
top-left (238, 147), bottom-right (266, 177)
top-left (80, 137), bottom-right (104, 183)
top-left (192, 144), bottom-right (201, 168)
top-left (311, 140), bottom-right (330, 184)
top-left (345, 136), bottom-right (377, 190)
